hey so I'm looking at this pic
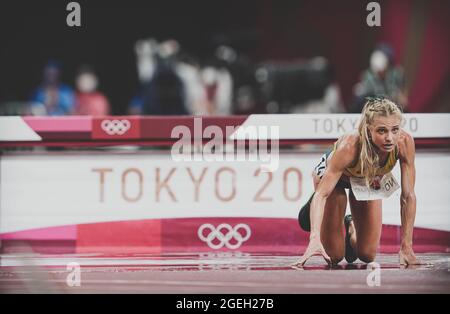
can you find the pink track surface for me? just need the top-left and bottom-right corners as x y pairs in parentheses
(0, 252), (449, 293)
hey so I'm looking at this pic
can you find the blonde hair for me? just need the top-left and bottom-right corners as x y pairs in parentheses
(358, 96), (403, 186)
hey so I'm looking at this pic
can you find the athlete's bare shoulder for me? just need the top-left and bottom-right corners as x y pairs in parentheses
(398, 129), (414, 144)
(332, 133), (359, 168)
(335, 133), (359, 153)
(397, 129), (415, 162)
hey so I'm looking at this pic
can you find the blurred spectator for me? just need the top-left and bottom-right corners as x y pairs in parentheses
(351, 43), (408, 112)
(128, 39), (157, 114)
(129, 39), (187, 115)
(175, 55), (210, 115)
(30, 60), (75, 116)
(136, 38), (158, 84)
(215, 46), (257, 114)
(74, 66), (110, 116)
(200, 65), (233, 115)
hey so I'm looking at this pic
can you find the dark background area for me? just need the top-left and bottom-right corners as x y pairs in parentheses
(0, 0), (448, 113)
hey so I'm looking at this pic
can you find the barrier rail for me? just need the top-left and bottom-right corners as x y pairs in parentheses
(1, 114), (450, 147)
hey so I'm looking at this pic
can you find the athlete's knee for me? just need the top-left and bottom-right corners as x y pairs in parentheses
(330, 254), (344, 265)
(357, 249), (377, 263)
(323, 243), (344, 265)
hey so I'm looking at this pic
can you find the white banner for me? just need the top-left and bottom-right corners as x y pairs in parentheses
(1, 151), (449, 233)
(232, 114), (450, 139)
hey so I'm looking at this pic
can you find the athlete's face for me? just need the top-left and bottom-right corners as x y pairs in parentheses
(368, 115), (401, 153)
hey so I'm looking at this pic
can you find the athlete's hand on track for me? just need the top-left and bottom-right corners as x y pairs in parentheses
(399, 247), (423, 266)
(293, 236), (331, 267)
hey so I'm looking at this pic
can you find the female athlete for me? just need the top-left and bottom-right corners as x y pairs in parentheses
(296, 96), (422, 266)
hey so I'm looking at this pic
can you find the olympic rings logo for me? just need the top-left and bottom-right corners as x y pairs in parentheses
(198, 223), (251, 249)
(100, 119), (131, 135)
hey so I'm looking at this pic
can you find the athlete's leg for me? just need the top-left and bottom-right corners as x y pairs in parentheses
(348, 190), (382, 263)
(315, 174), (347, 264)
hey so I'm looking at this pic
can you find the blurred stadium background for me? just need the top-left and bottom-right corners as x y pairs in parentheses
(0, 0), (449, 294)
(0, 0), (449, 116)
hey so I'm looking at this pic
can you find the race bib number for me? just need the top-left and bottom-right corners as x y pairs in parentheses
(350, 172), (400, 201)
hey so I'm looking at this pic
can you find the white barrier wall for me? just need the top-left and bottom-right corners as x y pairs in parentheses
(1, 150), (449, 233)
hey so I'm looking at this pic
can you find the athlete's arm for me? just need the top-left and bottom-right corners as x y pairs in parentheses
(310, 141), (355, 237)
(397, 130), (421, 265)
(296, 135), (357, 266)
